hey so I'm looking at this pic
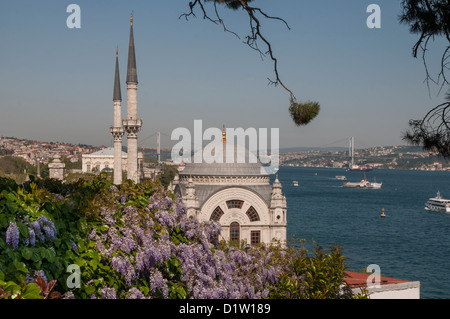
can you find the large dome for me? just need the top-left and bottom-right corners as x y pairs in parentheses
(179, 141), (270, 177)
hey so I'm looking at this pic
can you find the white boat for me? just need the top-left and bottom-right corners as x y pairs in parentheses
(425, 191), (450, 213)
(292, 181), (299, 187)
(335, 175), (347, 180)
(343, 173), (382, 189)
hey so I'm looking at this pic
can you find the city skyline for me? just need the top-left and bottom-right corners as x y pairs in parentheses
(0, 1), (447, 150)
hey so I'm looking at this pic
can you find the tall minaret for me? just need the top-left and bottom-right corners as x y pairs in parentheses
(110, 47), (124, 185)
(123, 14), (142, 183)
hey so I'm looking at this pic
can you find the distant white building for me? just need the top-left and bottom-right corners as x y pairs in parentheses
(82, 147), (143, 176)
(48, 155), (65, 181)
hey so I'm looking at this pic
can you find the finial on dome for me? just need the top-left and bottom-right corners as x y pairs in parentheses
(222, 125), (226, 143)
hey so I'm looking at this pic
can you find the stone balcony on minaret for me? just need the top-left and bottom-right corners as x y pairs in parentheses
(110, 126), (125, 141)
(122, 118), (142, 138)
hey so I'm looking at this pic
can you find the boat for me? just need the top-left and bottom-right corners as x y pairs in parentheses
(292, 181), (299, 187)
(425, 191), (450, 213)
(343, 173), (382, 189)
(349, 164), (373, 172)
(335, 175), (347, 180)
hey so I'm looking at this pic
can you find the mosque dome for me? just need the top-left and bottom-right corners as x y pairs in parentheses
(179, 141), (270, 177)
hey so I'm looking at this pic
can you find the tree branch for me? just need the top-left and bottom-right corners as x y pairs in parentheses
(180, 0), (294, 98)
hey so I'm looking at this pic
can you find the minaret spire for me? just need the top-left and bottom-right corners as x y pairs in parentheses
(127, 13), (138, 84)
(123, 14), (142, 183)
(111, 47), (125, 185)
(113, 47), (122, 102)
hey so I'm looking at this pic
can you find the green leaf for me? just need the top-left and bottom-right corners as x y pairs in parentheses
(93, 278), (104, 287)
(0, 214), (9, 228)
(17, 223), (29, 238)
(85, 285), (96, 295)
(21, 247), (33, 260)
(31, 250), (41, 263)
(41, 248), (56, 262)
(77, 219), (87, 234)
(13, 260), (28, 274)
(21, 283), (42, 299)
(4, 281), (21, 297)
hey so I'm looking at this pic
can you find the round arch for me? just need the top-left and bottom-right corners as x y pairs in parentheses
(200, 187), (269, 226)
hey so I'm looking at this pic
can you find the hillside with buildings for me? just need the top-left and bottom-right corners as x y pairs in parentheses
(281, 145), (450, 171)
(2, 136), (450, 180)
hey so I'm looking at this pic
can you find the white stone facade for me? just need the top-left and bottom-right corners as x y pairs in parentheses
(173, 142), (287, 246)
(48, 155), (65, 181)
(82, 147), (143, 176)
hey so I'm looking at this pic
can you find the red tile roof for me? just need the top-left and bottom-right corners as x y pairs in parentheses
(344, 271), (410, 289)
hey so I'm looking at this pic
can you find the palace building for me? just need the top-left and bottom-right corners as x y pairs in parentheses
(81, 147), (143, 175)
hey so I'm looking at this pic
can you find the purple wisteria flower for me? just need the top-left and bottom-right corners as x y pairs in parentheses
(26, 270), (48, 285)
(30, 220), (45, 242)
(101, 287), (117, 299)
(37, 216), (57, 242)
(127, 287), (146, 299)
(86, 183), (291, 299)
(28, 228), (36, 247)
(6, 222), (19, 251)
(71, 240), (78, 252)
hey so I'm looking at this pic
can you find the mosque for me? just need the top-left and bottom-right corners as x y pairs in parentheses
(103, 15), (287, 246)
(171, 133), (288, 246)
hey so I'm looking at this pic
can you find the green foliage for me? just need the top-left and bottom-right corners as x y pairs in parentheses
(0, 176), (105, 297)
(269, 244), (357, 299)
(158, 164), (178, 189)
(289, 98), (320, 126)
(0, 173), (357, 299)
(0, 156), (31, 175)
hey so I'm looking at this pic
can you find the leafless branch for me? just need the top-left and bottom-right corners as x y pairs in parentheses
(180, 0), (295, 99)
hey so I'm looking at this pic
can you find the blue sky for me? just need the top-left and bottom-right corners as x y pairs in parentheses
(0, 0), (447, 149)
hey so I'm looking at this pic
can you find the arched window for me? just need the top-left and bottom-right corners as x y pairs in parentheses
(210, 206), (224, 222)
(230, 222), (240, 242)
(245, 206), (260, 222)
(226, 200), (244, 209)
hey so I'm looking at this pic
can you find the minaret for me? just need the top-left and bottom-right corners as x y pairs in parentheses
(123, 14), (142, 183)
(270, 174), (287, 245)
(183, 175), (200, 219)
(110, 47), (124, 185)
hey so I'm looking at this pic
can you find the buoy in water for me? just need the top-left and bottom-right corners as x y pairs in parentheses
(381, 208), (386, 218)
